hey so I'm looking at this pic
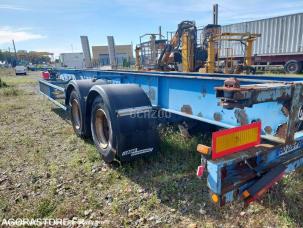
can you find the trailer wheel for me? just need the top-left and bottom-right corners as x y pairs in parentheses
(284, 60), (302, 74)
(89, 84), (159, 163)
(69, 90), (85, 138)
(91, 96), (115, 163)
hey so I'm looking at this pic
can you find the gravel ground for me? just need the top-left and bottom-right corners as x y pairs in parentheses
(0, 69), (302, 227)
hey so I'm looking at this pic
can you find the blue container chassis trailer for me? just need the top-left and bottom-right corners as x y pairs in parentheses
(39, 69), (303, 206)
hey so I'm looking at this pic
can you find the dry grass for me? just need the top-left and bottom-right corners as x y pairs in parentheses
(0, 69), (302, 227)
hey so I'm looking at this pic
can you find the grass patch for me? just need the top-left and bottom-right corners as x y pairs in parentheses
(0, 86), (21, 96)
(0, 78), (22, 97)
(0, 198), (8, 217)
(34, 198), (56, 218)
(1, 75), (37, 86)
(0, 78), (8, 88)
(86, 144), (100, 163)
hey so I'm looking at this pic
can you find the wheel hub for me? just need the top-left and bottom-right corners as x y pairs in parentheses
(95, 109), (110, 149)
(71, 99), (81, 130)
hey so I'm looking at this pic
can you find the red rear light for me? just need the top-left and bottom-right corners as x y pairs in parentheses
(196, 165), (205, 177)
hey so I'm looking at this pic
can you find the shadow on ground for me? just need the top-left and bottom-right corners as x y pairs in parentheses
(52, 107), (70, 122)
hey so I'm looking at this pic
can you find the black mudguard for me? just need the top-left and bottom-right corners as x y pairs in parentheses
(87, 84), (159, 162)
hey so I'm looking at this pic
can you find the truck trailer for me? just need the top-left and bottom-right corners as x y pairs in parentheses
(220, 13), (303, 73)
(39, 69), (303, 206)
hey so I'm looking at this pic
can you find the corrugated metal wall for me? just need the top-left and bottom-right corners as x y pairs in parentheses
(219, 13), (303, 57)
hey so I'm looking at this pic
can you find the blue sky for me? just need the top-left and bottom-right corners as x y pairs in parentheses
(0, 0), (302, 57)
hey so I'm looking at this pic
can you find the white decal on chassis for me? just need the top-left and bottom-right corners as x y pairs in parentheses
(122, 147), (154, 157)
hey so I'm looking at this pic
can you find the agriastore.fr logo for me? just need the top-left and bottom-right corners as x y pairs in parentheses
(1, 218), (101, 227)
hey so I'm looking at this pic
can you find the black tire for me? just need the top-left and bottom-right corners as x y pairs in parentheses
(69, 90), (86, 138)
(91, 96), (115, 163)
(89, 84), (159, 163)
(284, 60), (302, 74)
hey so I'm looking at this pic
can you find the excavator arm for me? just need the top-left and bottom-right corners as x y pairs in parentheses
(157, 21), (197, 70)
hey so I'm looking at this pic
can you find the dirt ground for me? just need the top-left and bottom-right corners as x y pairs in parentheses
(0, 69), (303, 227)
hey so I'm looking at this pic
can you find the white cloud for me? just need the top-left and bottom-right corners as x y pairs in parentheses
(0, 4), (28, 11)
(0, 27), (46, 44)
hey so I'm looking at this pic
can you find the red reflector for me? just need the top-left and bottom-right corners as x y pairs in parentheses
(212, 122), (261, 159)
(42, 71), (50, 80)
(196, 165), (205, 177)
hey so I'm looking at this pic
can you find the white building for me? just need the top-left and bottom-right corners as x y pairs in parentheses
(59, 53), (84, 68)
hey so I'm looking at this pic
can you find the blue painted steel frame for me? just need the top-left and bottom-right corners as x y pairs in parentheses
(57, 69), (303, 140)
(39, 69), (303, 204)
(39, 80), (67, 110)
(208, 140), (303, 204)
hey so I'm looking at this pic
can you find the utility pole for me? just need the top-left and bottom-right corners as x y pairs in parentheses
(213, 4), (219, 25)
(159, 26), (162, 39)
(8, 47), (10, 63)
(12, 40), (17, 66)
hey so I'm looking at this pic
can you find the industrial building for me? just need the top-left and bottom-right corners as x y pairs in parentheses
(92, 44), (133, 67)
(59, 52), (84, 68)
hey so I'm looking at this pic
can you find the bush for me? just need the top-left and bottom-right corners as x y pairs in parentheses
(0, 87), (20, 96)
(0, 78), (8, 88)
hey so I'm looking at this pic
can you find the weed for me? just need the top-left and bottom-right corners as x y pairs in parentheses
(0, 87), (21, 96)
(145, 194), (159, 210)
(86, 145), (100, 163)
(0, 78), (8, 88)
(34, 198), (56, 218)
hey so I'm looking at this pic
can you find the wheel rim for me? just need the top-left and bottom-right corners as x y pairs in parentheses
(95, 109), (110, 149)
(288, 63), (297, 72)
(71, 99), (81, 130)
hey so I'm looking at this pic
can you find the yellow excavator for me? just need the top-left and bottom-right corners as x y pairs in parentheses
(157, 21), (198, 72)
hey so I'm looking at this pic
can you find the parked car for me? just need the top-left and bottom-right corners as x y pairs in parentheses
(15, 65), (27, 75)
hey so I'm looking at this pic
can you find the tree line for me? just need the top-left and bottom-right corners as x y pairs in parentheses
(0, 50), (52, 66)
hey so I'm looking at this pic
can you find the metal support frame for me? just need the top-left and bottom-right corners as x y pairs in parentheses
(39, 80), (67, 110)
(208, 140), (303, 205)
(206, 33), (261, 73)
(182, 32), (195, 72)
(216, 81), (303, 143)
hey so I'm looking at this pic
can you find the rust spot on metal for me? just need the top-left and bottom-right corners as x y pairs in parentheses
(181, 105), (193, 115)
(224, 77), (240, 88)
(213, 112), (222, 121)
(281, 105), (289, 117)
(275, 123), (288, 139)
(197, 112), (203, 117)
(234, 109), (248, 126)
(264, 126), (272, 134)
